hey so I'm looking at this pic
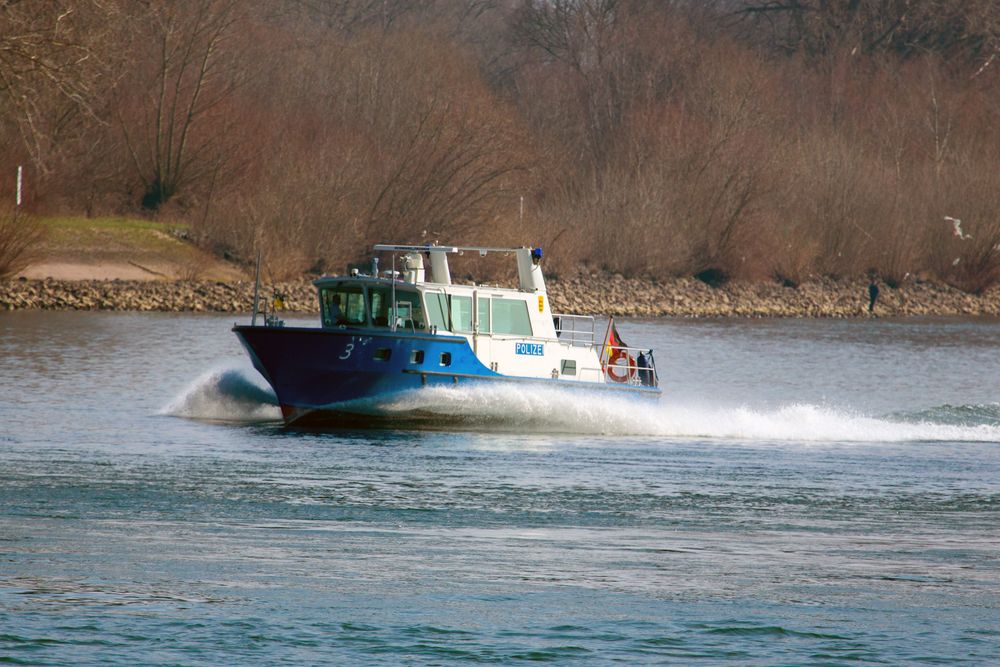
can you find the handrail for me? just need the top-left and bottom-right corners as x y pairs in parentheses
(373, 244), (525, 255)
(553, 313), (596, 346)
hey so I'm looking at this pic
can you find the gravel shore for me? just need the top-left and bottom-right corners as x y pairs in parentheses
(2, 275), (999, 318)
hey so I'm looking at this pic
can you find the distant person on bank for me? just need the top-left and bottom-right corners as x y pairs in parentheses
(868, 279), (879, 314)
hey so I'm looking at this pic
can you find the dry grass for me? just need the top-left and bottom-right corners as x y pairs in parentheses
(20, 216), (245, 281)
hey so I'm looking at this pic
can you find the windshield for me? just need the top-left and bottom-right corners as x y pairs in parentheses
(319, 282), (429, 330)
(368, 286), (426, 330)
(320, 284), (366, 327)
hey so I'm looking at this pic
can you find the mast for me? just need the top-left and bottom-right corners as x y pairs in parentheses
(251, 248), (261, 326)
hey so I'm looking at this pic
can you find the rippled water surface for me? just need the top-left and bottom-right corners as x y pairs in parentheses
(2, 312), (999, 665)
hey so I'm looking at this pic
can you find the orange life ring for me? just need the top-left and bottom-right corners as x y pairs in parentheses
(607, 348), (636, 383)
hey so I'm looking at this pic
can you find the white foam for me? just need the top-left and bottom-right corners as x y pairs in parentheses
(161, 365), (281, 422)
(162, 370), (1000, 442)
(369, 384), (1000, 442)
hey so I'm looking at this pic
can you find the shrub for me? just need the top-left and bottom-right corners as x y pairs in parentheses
(938, 230), (1000, 294)
(0, 209), (46, 279)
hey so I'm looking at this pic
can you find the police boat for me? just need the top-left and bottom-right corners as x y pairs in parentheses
(233, 244), (661, 426)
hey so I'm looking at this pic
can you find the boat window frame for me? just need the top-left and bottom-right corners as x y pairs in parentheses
(367, 284), (426, 331)
(320, 282), (369, 328)
(491, 296), (533, 336)
(424, 289), (450, 332)
(450, 294), (474, 333)
(476, 296), (491, 334)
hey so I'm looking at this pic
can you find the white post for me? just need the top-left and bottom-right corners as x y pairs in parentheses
(16, 165), (22, 207)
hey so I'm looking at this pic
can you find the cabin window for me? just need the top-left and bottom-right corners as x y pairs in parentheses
(477, 297), (491, 333)
(425, 292), (449, 331)
(491, 298), (532, 336)
(373, 348), (392, 361)
(439, 352), (452, 366)
(450, 295), (473, 333)
(560, 359), (577, 376)
(321, 285), (366, 327)
(368, 287), (425, 329)
(409, 350), (425, 364)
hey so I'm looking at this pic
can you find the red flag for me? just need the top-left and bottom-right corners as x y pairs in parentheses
(600, 317), (629, 367)
(601, 317), (637, 383)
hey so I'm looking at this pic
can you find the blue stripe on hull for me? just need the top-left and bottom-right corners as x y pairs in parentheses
(233, 325), (660, 426)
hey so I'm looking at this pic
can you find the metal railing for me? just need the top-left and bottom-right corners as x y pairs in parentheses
(553, 313), (597, 346)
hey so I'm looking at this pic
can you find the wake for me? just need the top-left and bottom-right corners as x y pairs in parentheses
(161, 365), (281, 423)
(162, 365), (1000, 442)
(374, 384), (1000, 442)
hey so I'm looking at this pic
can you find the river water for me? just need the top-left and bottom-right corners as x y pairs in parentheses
(1, 312), (998, 665)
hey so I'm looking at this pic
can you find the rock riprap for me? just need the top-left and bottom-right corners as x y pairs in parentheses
(2, 276), (999, 317)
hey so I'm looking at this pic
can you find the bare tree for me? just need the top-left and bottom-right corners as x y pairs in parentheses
(199, 25), (531, 275)
(281, 0), (435, 31)
(114, 0), (248, 210)
(0, 1), (111, 171)
(512, 0), (647, 169)
(732, 0), (1000, 71)
(0, 207), (46, 279)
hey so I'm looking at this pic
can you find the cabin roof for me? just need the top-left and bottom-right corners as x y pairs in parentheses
(312, 274), (525, 296)
(315, 243), (546, 295)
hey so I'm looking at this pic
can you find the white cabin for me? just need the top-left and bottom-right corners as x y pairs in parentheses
(313, 244), (656, 387)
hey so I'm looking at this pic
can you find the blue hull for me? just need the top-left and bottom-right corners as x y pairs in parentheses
(233, 325), (660, 426)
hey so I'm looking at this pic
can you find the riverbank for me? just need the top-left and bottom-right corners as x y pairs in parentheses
(3, 275), (999, 317)
(16, 217), (246, 282)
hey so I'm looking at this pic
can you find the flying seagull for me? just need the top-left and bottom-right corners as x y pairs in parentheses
(945, 216), (972, 240)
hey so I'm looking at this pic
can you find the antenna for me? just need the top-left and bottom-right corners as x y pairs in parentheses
(519, 195), (524, 226)
(251, 247), (261, 326)
(16, 165), (22, 208)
